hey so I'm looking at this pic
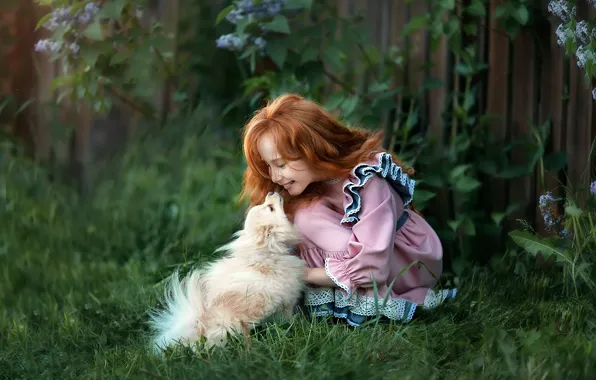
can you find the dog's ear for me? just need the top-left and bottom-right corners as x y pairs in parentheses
(256, 225), (274, 246)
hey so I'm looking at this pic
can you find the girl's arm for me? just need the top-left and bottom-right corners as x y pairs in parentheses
(304, 267), (336, 287)
(295, 176), (401, 296)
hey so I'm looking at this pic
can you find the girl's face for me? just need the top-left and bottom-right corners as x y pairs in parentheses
(257, 133), (322, 196)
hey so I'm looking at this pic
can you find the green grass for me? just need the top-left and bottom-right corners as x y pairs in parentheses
(1, 122), (595, 379)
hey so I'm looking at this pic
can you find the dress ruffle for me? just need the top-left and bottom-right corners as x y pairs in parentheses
(302, 286), (457, 326)
(341, 152), (416, 228)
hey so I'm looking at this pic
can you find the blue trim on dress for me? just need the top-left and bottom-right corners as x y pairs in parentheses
(341, 152), (416, 228)
(301, 287), (457, 327)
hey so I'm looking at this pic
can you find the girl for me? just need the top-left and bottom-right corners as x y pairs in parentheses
(240, 93), (456, 326)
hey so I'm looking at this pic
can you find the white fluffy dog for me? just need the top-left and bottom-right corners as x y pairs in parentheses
(149, 192), (305, 352)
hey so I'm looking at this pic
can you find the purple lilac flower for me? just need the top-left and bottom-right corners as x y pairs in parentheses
(77, 3), (101, 24)
(254, 36), (267, 54)
(539, 191), (561, 231)
(576, 45), (587, 68)
(69, 42), (80, 55)
(34, 39), (63, 54)
(42, 3), (100, 30)
(547, 0), (575, 22)
(559, 228), (572, 239)
(590, 180), (596, 195)
(555, 24), (575, 46)
(36, 3), (102, 56)
(225, 0), (286, 24)
(575, 20), (590, 44)
(42, 7), (74, 31)
(216, 33), (248, 51)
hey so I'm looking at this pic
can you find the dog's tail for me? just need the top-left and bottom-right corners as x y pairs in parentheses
(149, 269), (207, 353)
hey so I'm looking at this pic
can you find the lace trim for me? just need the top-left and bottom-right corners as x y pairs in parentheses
(341, 152), (416, 228)
(324, 258), (351, 298)
(423, 288), (457, 308)
(303, 286), (456, 322)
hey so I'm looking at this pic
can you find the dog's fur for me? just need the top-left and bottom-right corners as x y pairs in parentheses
(149, 192), (305, 352)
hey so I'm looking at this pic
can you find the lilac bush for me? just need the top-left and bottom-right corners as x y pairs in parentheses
(34, 2), (101, 57)
(215, 0), (288, 56)
(548, 0), (596, 100)
(33, 1), (175, 118)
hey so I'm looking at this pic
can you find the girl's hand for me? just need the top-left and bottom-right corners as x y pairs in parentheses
(303, 266), (311, 282)
(302, 266), (337, 287)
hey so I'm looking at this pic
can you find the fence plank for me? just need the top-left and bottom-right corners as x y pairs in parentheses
(407, 1), (428, 128)
(509, 28), (539, 224)
(486, 0), (511, 215)
(535, 18), (568, 235)
(10, 0), (39, 157)
(425, 3), (451, 232)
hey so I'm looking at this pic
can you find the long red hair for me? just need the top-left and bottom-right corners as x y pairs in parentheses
(239, 93), (414, 219)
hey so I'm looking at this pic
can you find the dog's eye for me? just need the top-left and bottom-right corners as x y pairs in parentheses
(268, 205), (274, 212)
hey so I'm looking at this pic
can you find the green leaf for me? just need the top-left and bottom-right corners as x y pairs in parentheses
(461, 218), (476, 236)
(321, 44), (344, 72)
(262, 15), (291, 34)
(79, 44), (102, 66)
(413, 189), (436, 204)
(513, 6), (529, 25)
(496, 165), (531, 179)
(447, 219), (462, 232)
(324, 93), (345, 111)
(235, 17), (253, 36)
(300, 45), (318, 65)
(369, 81), (390, 92)
(466, 0), (486, 17)
(284, 0), (313, 10)
(83, 21), (104, 41)
(422, 173), (444, 188)
(543, 151), (567, 172)
(491, 202), (522, 226)
(36, 13), (53, 31)
(266, 39), (288, 69)
(443, 0), (456, 10)
(110, 51), (128, 65)
(449, 164), (472, 182)
(340, 96), (359, 117)
(508, 230), (571, 264)
(400, 13), (430, 38)
(97, 0), (126, 19)
(565, 205), (583, 218)
(454, 176), (481, 193)
(216, 5), (235, 25)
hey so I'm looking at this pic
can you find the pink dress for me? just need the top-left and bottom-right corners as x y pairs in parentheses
(293, 152), (456, 326)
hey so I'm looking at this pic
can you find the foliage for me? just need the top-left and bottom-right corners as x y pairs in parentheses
(548, 0), (596, 99)
(174, 0), (254, 124)
(509, 176), (596, 297)
(211, 0), (563, 268)
(33, 0), (177, 119)
(2, 112), (596, 378)
(1, 102), (245, 275)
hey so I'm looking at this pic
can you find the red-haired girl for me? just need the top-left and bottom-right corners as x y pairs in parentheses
(240, 93), (456, 326)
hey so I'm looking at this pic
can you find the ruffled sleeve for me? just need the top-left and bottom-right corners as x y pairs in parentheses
(324, 175), (402, 297)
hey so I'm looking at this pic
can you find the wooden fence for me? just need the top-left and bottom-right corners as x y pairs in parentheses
(341, 0), (596, 233)
(1, 0), (595, 232)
